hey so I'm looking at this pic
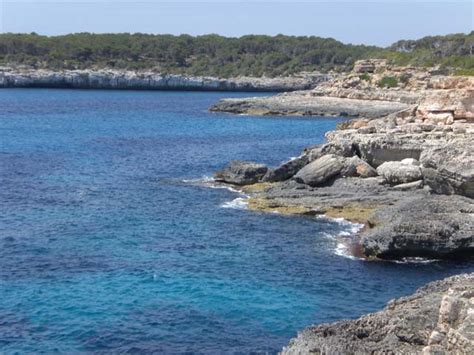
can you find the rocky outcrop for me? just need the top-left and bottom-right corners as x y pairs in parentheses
(0, 67), (330, 92)
(214, 161), (268, 185)
(212, 63), (474, 261)
(282, 273), (474, 354)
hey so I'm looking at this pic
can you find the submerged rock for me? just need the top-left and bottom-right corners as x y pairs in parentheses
(214, 161), (268, 185)
(282, 273), (474, 354)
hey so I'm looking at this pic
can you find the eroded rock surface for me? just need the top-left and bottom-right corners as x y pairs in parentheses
(362, 195), (474, 259)
(282, 273), (474, 355)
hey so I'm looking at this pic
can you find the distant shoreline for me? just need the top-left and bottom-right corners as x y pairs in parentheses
(0, 68), (330, 92)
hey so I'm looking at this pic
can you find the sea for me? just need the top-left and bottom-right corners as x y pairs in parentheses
(1, 89), (473, 353)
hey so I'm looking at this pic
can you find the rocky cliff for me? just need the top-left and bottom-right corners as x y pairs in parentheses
(282, 272), (474, 354)
(0, 67), (330, 92)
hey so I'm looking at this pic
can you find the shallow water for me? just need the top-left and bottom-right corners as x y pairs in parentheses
(1, 89), (473, 353)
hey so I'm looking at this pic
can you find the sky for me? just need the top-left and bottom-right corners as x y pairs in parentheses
(0, 0), (472, 46)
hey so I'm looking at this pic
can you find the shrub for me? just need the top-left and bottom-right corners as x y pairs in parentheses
(455, 68), (474, 76)
(377, 76), (398, 88)
(359, 73), (370, 81)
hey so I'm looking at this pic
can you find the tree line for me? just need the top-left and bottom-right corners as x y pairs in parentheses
(0, 32), (472, 77)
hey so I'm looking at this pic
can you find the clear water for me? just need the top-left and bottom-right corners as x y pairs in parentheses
(1, 89), (473, 354)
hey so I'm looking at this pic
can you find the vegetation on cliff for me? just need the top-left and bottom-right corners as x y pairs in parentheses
(0, 32), (472, 77)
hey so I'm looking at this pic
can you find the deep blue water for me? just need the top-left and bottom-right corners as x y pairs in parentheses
(1, 89), (473, 354)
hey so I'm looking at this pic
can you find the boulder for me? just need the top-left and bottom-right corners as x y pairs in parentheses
(376, 160), (422, 185)
(263, 154), (309, 182)
(340, 156), (377, 178)
(214, 160), (268, 185)
(294, 154), (344, 186)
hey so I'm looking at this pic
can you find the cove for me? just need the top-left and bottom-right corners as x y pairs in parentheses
(1, 89), (473, 353)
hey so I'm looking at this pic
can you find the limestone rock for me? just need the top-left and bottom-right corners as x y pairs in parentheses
(294, 154), (344, 186)
(326, 131), (424, 168)
(214, 161), (268, 185)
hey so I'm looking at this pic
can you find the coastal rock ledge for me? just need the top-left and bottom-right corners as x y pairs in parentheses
(282, 272), (474, 354)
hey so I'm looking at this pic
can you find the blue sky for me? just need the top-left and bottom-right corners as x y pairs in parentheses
(0, 1), (472, 46)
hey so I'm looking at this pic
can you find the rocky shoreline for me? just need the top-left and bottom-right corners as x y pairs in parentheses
(212, 60), (474, 261)
(0, 67), (330, 92)
(211, 60), (473, 353)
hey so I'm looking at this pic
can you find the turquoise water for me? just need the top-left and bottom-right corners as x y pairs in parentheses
(1, 89), (473, 353)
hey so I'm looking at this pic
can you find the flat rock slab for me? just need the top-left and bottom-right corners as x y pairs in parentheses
(210, 94), (411, 118)
(247, 177), (474, 260)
